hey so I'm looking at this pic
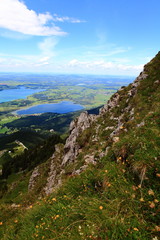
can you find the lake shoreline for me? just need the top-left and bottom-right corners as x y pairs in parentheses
(13, 101), (84, 116)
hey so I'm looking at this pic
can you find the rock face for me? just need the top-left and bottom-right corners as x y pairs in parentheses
(99, 71), (148, 116)
(28, 64), (151, 195)
(44, 144), (64, 195)
(99, 92), (120, 115)
(28, 166), (40, 191)
(128, 72), (148, 97)
(62, 111), (97, 165)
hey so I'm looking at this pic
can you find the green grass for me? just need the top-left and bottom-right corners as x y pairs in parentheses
(0, 161), (159, 239)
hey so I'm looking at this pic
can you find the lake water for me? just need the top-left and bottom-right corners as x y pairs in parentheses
(0, 87), (45, 103)
(15, 101), (84, 115)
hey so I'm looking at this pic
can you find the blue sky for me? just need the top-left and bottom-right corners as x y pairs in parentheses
(0, 0), (160, 75)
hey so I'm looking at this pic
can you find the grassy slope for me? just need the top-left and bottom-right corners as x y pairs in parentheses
(0, 54), (160, 239)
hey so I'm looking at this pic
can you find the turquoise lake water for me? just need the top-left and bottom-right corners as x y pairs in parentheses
(0, 87), (45, 103)
(15, 101), (84, 115)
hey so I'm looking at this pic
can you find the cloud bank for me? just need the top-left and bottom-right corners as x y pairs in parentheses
(67, 59), (143, 75)
(0, 0), (82, 36)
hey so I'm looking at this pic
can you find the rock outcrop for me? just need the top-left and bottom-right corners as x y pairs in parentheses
(28, 166), (40, 191)
(62, 111), (97, 165)
(28, 61), (152, 195)
(44, 144), (64, 195)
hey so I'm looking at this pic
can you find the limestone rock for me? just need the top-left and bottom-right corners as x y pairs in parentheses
(99, 92), (120, 115)
(62, 111), (96, 165)
(137, 121), (145, 128)
(44, 144), (64, 195)
(84, 154), (96, 165)
(113, 137), (120, 143)
(28, 166), (40, 192)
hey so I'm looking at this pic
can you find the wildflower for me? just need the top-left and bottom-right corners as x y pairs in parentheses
(14, 220), (18, 223)
(155, 226), (160, 231)
(156, 173), (160, 177)
(133, 227), (139, 231)
(148, 189), (154, 196)
(140, 197), (144, 202)
(29, 205), (33, 209)
(0, 222), (3, 225)
(149, 202), (155, 208)
(117, 156), (122, 161)
(99, 206), (103, 210)
(152, 237), (158, 240)
(154, 199), (159, 203)
(52, 198), (56, 201)
(132, 194), (136, 199)
(104, 170), (108, 173)
(132, 185), (137, 191)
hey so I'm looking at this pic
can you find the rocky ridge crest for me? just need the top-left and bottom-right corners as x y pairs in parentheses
(28, 61), (152, 195)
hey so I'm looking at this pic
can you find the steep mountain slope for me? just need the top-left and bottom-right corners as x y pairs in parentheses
(0, 53), (160, 240)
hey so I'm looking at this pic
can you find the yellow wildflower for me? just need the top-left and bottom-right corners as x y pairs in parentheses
(140, 197), (144, 202)
(148, 189), (154, 195)
(155, 226), (160, 232)
(54, 215), (60, 219)
(99, 206), (103, 210)
(133, 227), (139, 231)
(149, 202), (155, 208)
(132, 185), (137, 191)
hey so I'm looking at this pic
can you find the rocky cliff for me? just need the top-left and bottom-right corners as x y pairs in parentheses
(29, 52), (160, 197)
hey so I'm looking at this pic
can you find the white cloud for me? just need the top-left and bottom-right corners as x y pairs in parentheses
(38, 37), (58, 56)
(67, 59), (143, 75)
(52, 14), (85, 23)
(0, 57), (6, 63)
(0, 0), (66, 36)
(0, 36), (59, 68)
(37, 37), (59, 66)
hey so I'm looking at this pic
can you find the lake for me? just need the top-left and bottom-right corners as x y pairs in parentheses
(15, 101), (84, 115)
(0, 87), (45, 103)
